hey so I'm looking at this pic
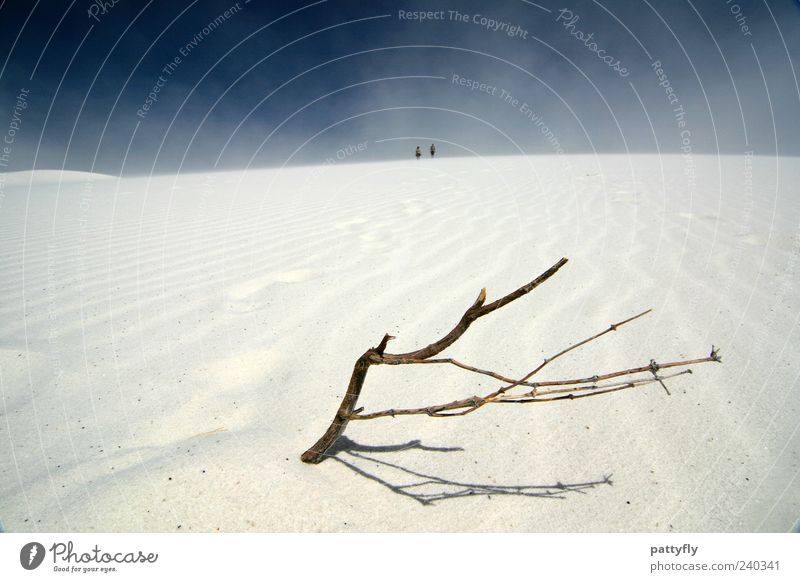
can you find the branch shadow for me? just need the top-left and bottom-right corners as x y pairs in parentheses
(323, 436), (613, 506)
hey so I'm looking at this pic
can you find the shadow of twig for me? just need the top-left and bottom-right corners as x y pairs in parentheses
(326, 436), (463, 455)
(322, 437), (613, 506)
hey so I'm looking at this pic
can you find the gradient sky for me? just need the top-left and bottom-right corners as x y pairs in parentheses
(0, 0), (798, 175)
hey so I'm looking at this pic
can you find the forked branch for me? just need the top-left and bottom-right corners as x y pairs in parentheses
(300, 258), (720, 464)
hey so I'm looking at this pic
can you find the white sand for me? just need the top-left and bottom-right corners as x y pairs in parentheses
(0, 154), (798, 532)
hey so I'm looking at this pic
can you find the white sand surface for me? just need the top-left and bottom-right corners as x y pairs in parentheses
(0, 154), (798, 532)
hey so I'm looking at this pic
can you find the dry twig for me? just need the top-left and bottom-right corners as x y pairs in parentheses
(301, 258), (720, 463)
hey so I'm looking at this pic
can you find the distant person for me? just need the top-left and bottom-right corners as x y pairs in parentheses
(430, 143), (436, 157)
(415, 146), (421, 159)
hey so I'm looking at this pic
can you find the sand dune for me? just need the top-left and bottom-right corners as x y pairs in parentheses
(0, 154), (798, 532)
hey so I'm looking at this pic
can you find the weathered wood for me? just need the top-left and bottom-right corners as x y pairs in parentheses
(299, 258), (720, 463)
(300, 353), (373, 464)
(301, 333), (397, 463)
(301, 259), (570, 463)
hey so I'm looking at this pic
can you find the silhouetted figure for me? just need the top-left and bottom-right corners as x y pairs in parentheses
(430, 143), (436, 157)
(415, 146), (421, 159)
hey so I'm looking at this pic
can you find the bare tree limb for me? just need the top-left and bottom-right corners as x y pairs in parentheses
(301, 258), (569, 463)
(346, 361), (710, 420)
(383, 257), (569, 362)
(300, 257), (720, 464)
(531, 351), (721, 388)
(379, 357), (533, 386)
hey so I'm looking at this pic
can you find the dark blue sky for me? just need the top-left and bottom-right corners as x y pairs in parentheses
(0, 0), (798, 175)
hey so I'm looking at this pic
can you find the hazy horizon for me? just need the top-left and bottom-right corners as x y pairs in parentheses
(1, 0), (798, 176)
(4, 150), (800, 181)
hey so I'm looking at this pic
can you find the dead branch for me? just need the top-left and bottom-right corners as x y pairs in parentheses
(300, 258), (720, 464)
